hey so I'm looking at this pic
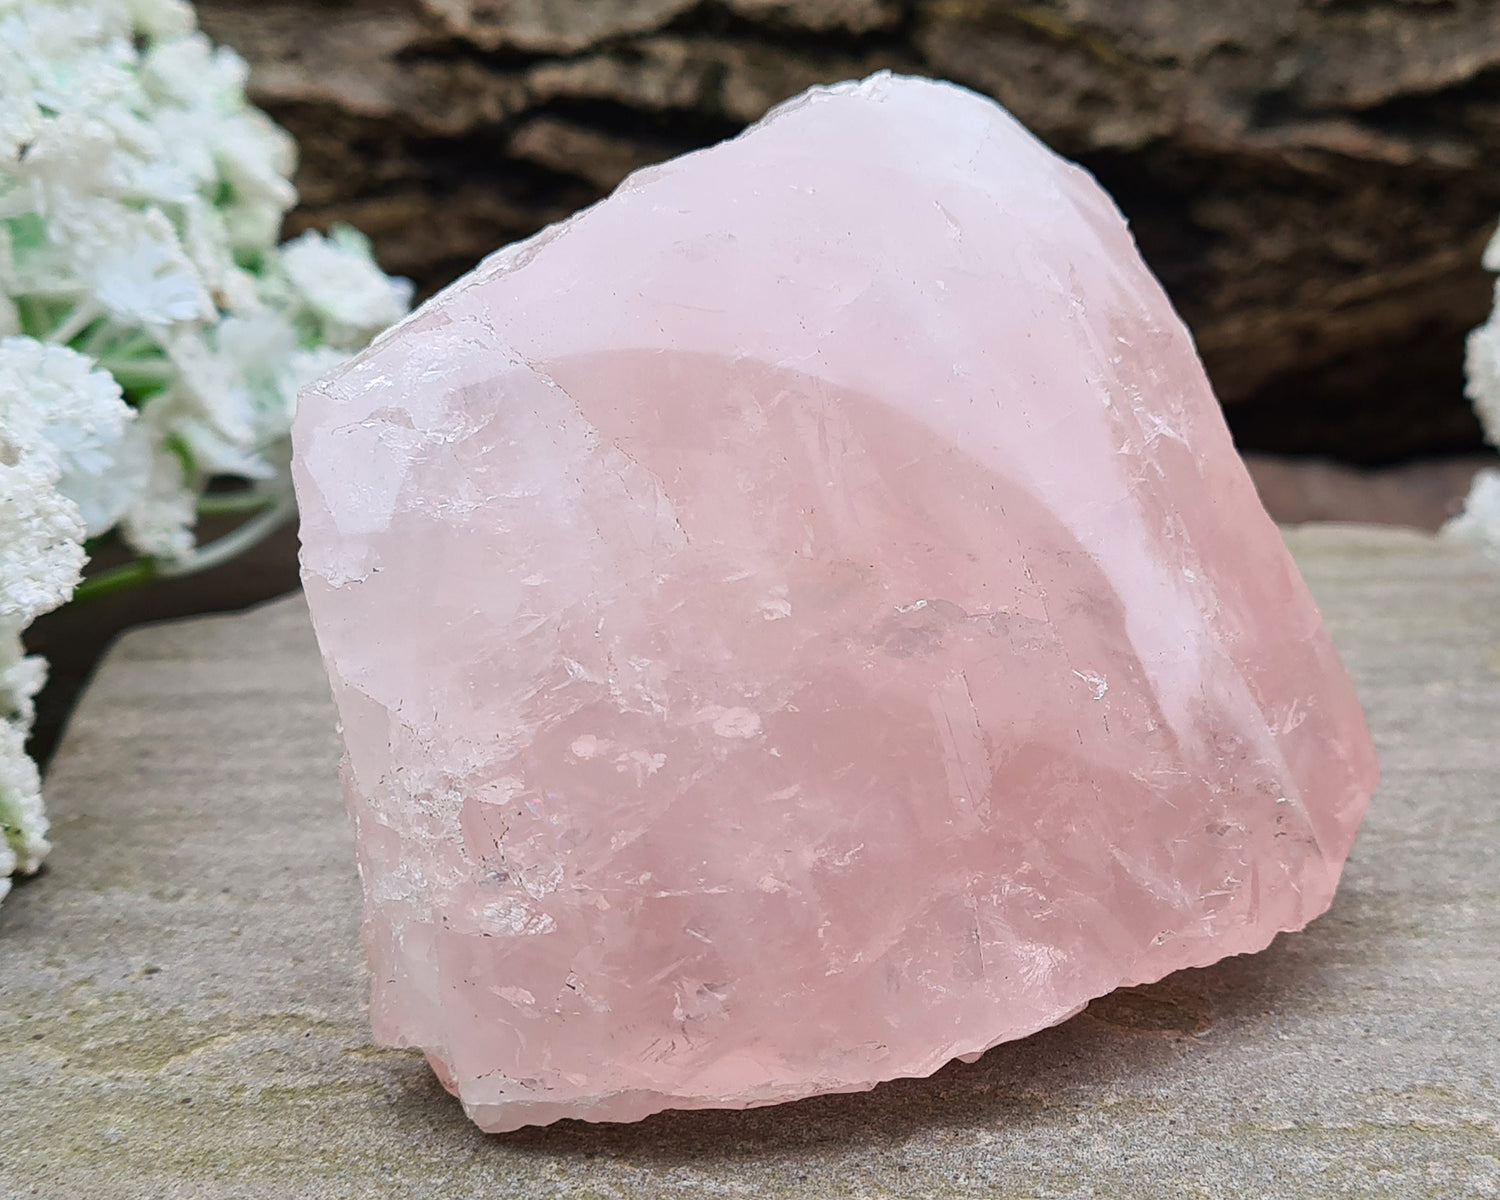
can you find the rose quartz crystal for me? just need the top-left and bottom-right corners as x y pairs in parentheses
(292, 73), (1378, 1133)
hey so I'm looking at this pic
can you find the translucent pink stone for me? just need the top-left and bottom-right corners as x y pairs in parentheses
(291, 73), (1378, 1133)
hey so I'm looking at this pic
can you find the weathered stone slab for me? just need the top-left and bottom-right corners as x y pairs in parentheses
(3, 526), (1498, 1198)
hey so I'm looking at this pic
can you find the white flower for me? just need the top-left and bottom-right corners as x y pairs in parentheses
(280, 227), (414, 349)
(0, 0), (410, 903)
(85, 206), (215, 326)
(161, 324), (257, 445)
(0, 69), (41, 164)
(1484, 223), (1500, 275)
(11, 333), (146, 534)
(0, 337), (134, 613)
(1, 694), (50, 898)
(121, 447), (196, 561)
(175, 414), (273, 479)
(179, 200), (239, 304)
(1464, 295), (1500, 450)
(0, 438), (85, 623)
(139, 29), (246, 109)
(0, 336), (129, 891)
(59, 418), (151, 535)
(119, 395), (195, 561)
(0, 622), (49, 893)
(137, 29), (298, 249)
(290, 343), (349, 392)
(1443, 468), (1500, 560)
(124, 0), (194, 38)
(1446, 220), (1500, 557)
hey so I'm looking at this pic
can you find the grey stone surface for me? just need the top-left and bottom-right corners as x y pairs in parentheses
(2, 525), (1498, 1199)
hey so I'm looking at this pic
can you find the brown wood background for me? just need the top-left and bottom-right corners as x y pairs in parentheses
(197, 0), (1500, 463)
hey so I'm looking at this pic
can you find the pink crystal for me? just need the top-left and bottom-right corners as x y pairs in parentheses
(291, 73), (1378, 1133)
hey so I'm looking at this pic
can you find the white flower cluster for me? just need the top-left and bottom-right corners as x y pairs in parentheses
(0, 339), (130, 896)
(1446, 224), (1500, 558)
(0, 0), (410, 899)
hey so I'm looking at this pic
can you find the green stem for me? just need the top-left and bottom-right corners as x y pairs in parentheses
(78, 317), (129, 360)
(196, 489), (279, 517)
(99, 358), (174, 390)
(162, 493), (297, 577)
(46, 300), (102, 346)
(69, 494), (297, 605)
(98, 328), (156, 360)
(69, 557), (159, 603)
(97, 357), (174, 388)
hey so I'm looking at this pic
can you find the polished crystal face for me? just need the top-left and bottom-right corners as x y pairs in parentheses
(291, 73), (1378, 1133)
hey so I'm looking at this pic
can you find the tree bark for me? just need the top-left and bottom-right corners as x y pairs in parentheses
(198, 0), (1500, 462)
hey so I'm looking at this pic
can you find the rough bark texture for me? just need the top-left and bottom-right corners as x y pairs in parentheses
(197, 0), (1500, 462)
